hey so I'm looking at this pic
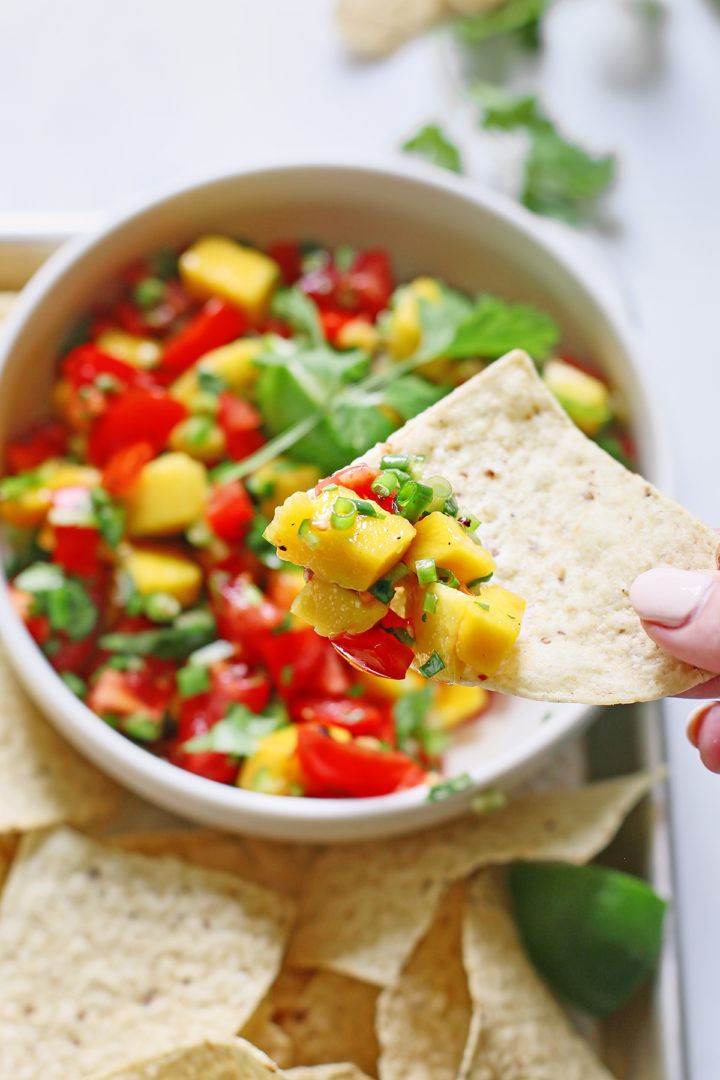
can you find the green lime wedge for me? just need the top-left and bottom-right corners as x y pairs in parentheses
(508, 861), (667, 1016)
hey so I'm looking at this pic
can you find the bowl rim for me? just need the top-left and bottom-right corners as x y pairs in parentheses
(0, 157), (670, 837)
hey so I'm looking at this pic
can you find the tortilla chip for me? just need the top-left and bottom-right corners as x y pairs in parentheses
(0, 650), (119, 832)
(285, 1067), (373, 1080)
(0, 292), (16, 324)
(376, 882), (471, 1080)
(109, 829), (317, 898)
(336, 0), (444, 57)
(289, 769), (659, 986)
(365, 351), (719, 703)
(94, 1038), (282, 1079)
(0, 834), (18, 891)
(0, 828), (296, 1080)
(240, 994), (296, 1070)
(461, 869), (614, 1079)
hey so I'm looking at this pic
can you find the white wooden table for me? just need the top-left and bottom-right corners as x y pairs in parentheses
(1, 0), (720, 1073)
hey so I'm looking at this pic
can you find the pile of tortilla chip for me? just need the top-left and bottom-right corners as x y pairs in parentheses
(0, 653), (659, 1080)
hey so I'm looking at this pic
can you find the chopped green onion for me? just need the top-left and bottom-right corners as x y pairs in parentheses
(423, 592), (438, 614)
(408, 455), (426, 480)
(444, 493), (459, 516)
(396, 480), (433, 522)
(330, 496), (357, 531)
(133, 276), (168, 308)
(177, 663), (211, 698)
(371, 469), (409, 498)
(323, 482), (339, 492)
(60, 671), (87, 698)
(416, 558), (438, 584)
(468, 572), (494, 587)
(123, 714), (162, 742)
(427, 772), (473, 802)
(369, 579), (394, 604)
(353, 498), (382, 518)
(437, 567), (461, 589)
(298, 518), (320, 548)
(475, 600), (491, 612)
(419, 651), (445, 678)
(144, 592), (182, 623)
(459, 510), (481, 533)
(426, 476), (453, 512)
(380, 453), (410, 471)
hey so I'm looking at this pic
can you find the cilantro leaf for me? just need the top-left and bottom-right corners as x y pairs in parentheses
(183, 703), (288, 757)
(471, 81), (545, 130)
(454, 0), (549, 43)
(393, 687), (433, 751)
(14, 562), (98, 641)
(401, 123), (463, 174)
(447, 294), (560, 360)
(522, 127), (617, 224)
(99, 610), (216, 660)
(270, 287), (323, 346)
(381, 375), (449, 421)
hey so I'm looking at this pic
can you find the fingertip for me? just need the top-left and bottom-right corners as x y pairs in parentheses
(687, 702), (720, 773)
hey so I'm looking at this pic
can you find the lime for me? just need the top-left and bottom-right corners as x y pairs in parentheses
(508, 860), (667, 1016)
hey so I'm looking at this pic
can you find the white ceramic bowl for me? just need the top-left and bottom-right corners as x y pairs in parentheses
(0, 161), (668, 841)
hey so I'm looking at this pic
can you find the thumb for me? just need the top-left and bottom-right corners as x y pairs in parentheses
(629, 567), (720, 680)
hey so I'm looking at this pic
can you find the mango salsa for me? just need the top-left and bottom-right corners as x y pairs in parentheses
(265, 486), (416, 592)
(291, 577), (388, 638)
(179, 235), (279, 321)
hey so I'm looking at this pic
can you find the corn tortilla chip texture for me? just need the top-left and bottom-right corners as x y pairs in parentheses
(289, 770), (658, 986)
(285, 1067), (374, 1080)
(0, 650), (119, 832)
(366, 351), (719, 703)
(0, 828), (296, 1080)
(376, 882), (471, 1080)
(94, 1038), (283, 1079)
(461, 869), (615, 1080)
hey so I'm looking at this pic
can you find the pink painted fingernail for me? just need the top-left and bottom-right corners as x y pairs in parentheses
(629, 568), (715, 628)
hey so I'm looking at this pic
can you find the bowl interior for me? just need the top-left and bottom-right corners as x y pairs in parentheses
(0, 164), (655, 840)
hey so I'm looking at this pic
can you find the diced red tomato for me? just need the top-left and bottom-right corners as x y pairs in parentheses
(261, 626), (354, 699)
(331, 625), (414, 681)
(316, 463), (380, 500)
(9, 584), (51, 646)
(211, 572), (287, 665)
(209, 661), (272, 716)
(297, 725), (426, 798)
(87, 665), (174, 723)
(289, 695), (395, 744)
(205, 479), (254, 543)
(319, 309), (356, 345)
(87, 388), (187, 466)
(342, 251), (394, 318)
(62, 344), (151, 391)
(266, 241), (303, 285)
(298, 263), (341, 309)
(102, 441), (156, 495)
(217, 393), (265, 461)
(52, 524), (101, 576)
(5, 420), (68, 474)
(161, 298), (247, 377)
(170, 700), (239, 785)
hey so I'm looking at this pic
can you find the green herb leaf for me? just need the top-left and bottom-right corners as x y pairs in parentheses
(197, 369), (230, 396)
(91, 488), (125, 548)
(99, 609), (216, 660)
(183, 702), (288, 757)
(393, 687), (433, 750)
(15, 563), (98, 641)
(454, 0), (549, 42)
(471, 81), (545, 130)
(447, 294), (560, 361)
(427, 772), (473, 801)
(60, 671), (87, 697)
(523, 126), (616, 224)
(177, 663), (211, 698)
(401, 123), (463, 174)
(380, 374), (449, 421)
(270, 287), (324, 346)
(419, 651), (446, 679)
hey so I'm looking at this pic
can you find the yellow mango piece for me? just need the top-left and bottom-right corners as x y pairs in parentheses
(265, 486), (415, 591)
(405, 511), (495, 585)
(123, 452), (207, 537)
(385, 277), (441, 359)
(430, 684), (490, 730)
(0, 462), (100, 527)
(409, 581), (470, 681)
(238, 726), (306, 796)
(179, 235), (279, 321)
(456, 583), (525, 677)
(168, 338), (263, 408)
(542, 358), (613, 437)
(122, 545), (203, 606)
(168, 418), (226, 463)
(336, 317), (380, 353)
(250, 457), (323, 518)
(291, 577), (387, 638)
(96, 330), (161, 369)
(357, 668), (426, 702)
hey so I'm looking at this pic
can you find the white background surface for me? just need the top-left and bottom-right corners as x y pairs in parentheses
(1, 0), (720, 1074)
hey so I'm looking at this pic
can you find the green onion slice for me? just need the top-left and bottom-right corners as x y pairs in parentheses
(331, 497), (357, 531)
(396, 480), (433, 523)
(416, 558), (438, 584)
(426, 476), (453, 512)
(437, 567), (461, 589)
(419, 651), (446, 679)
(423, 592), (438, 614)
(353, 498), (382, 518)
(298, 518), (320, 548)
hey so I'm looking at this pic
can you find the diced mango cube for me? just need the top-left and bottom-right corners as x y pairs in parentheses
(456, 583), (525, 676)
(430, 684), (490, 730)
(250, 457), (323, 518)
(409, 581), (469, 681)
(179, 235), (279, 321)
(168, 418), (226, 463)
(0, 461), (100, 527)
(265, 486), (415, 591)
(123, 452), (207, 536)
(291, 577), (387, 638)
(385, 277), (442, 359)
(168, 338), (263, 408)
(542, 358), (613, 437)
(336, 318), (380, 353)
(96, 330), (161, 369)
(357, 668), (427, 702)
(122, 545), (203, 606)
(238, 726), (306, 796)
(404, 511), (495, 585)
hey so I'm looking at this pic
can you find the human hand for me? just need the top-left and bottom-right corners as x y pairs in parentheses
(631, 568), (720, 772)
